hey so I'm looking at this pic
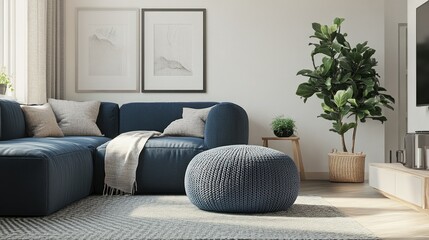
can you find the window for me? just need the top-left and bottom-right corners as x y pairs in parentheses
(1, 0), (28, 102)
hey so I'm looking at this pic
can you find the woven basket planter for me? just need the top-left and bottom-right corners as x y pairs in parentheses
(328, 151), (366, 183)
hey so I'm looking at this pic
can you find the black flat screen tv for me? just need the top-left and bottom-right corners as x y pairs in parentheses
(417, 1), (429, 106)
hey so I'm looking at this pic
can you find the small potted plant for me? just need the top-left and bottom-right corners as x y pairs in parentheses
(0, 68), (14, 95)
(271, 116), (296, 137)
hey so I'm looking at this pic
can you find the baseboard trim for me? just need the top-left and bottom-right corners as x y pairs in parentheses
(303, 172), (369, 180)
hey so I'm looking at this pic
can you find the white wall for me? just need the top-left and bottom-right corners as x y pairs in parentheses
(65, 0), (387, 178)
(408, 0), (429, 132)
(384, 0), (407, 162)
(0, 0), (3, 68)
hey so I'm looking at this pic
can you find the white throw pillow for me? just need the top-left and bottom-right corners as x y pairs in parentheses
(21, 103), (64, 137)
(163, 106), (213, 138)
(48, 98), (102, 136)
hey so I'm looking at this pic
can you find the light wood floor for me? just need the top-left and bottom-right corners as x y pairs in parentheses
(301, 181), (429, 239)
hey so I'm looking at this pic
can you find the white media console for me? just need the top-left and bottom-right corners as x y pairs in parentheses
(369, 163), (429, 209)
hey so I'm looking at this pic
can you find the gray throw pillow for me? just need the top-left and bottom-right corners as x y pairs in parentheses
(21, 103), (64, 137)
(183, 107), (212, 121)
(163, 106), (214, 138)
(48, 98), (102, 136)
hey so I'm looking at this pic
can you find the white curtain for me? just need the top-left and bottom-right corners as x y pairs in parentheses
(27, 0), (47, 104)
(26, 0), (63, 104)
(46, 0), (64, 100)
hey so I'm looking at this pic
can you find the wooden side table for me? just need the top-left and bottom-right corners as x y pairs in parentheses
(262, 136), (305, 180)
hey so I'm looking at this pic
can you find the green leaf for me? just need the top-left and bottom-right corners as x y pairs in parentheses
(319, 113), (337, 121)
(340, 72), (352, 83)
(334, 17), (345, 26)
(363, 48), (376, 59)
(296, 83), (317, 98)
(316, 93), (324, 99)
(339, 122), (356, 134)
(322, 57), (333, 75)
(312, 47), (332, 57)
(321, 25), (329, 36)
(382, 94), (395, 103)
(348, 98), (358, 107)
(384, 104), (394, 111)
(322, 103), (334, 112)
(357, 112), (365, 120)
(323, 96), (336, 109)
(364, 97), (378, 106)
(336, 33), (347, 46)
(339, 59), (352, 71)
(325, 77), (332, 90)
(312, 23), (322, 33)
(298, 68), (323, 79)
(332, 42), (342, 52)
(310, 32), (328, 41)
(368, 116), (387, 123)
(334, 88), (353, 107)
(332, 122), (341, 133)
(329, 128), (339, 134)
(297, 69), (313, 76)
(329, 24), (338, 34)
(340, 105), (351, 116)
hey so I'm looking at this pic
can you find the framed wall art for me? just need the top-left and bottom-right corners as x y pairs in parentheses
(142, 9), (206, 92)
(76, 8), (140, 92)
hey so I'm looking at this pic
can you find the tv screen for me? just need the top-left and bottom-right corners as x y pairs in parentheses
(417, 1), (429, 106)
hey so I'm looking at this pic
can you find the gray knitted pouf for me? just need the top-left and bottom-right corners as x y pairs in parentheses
(185, 145), (299, 213)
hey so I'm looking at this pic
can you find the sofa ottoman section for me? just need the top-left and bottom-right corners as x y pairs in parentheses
(0, 139), (94, 216)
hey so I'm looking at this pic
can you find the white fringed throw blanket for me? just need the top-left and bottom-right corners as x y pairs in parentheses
(104, 131), (161, 195)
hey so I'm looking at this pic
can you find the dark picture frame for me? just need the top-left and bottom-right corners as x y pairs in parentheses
(141, 9), (206, 93)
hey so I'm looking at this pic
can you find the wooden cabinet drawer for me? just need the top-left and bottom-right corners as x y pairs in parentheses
(369, 166), (395, 195)
(395, 172), (423, 207)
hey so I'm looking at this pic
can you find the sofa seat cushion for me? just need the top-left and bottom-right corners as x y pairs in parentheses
(94, 136), (205, 194)
(0, 138), (93, 216)
(54, 136), (111, 152)
(145, 136), (205, 149)
(0, 137), (110, 156)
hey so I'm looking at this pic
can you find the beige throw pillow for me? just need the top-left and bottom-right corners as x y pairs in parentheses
(21, 103), (64, 137)
(163, 107), (213, 138)
(48, 98), (102, 136)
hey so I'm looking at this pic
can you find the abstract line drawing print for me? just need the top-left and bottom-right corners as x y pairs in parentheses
(154, 24), (193, 76)
(89, 25), (125, 76)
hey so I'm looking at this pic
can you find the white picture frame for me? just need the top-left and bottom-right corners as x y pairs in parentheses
(142, 9), (206, 93)
(76, 8), (140, 92)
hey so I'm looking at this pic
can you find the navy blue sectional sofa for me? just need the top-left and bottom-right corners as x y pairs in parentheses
(0, 100), (248, 216)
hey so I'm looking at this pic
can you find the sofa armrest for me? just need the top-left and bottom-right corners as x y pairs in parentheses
(204, 102), (249, 149)
(96, 102), (119, 139)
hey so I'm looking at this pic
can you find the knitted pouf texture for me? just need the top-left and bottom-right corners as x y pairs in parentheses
(185, 145), (299, 213)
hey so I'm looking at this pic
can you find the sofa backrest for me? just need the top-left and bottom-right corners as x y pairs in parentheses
(119, 102), (218, 133)
(0, 100), (119, 140)
(0, 99), (26, 140)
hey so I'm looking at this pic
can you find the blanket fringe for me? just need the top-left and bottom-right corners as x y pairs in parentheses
(103, 182), (137, 196)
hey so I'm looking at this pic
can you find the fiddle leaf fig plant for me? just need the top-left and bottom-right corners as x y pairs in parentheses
(296, 17), (394, 153)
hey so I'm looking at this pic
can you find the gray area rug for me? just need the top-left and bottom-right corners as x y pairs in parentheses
(0, 195), (377, 240)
